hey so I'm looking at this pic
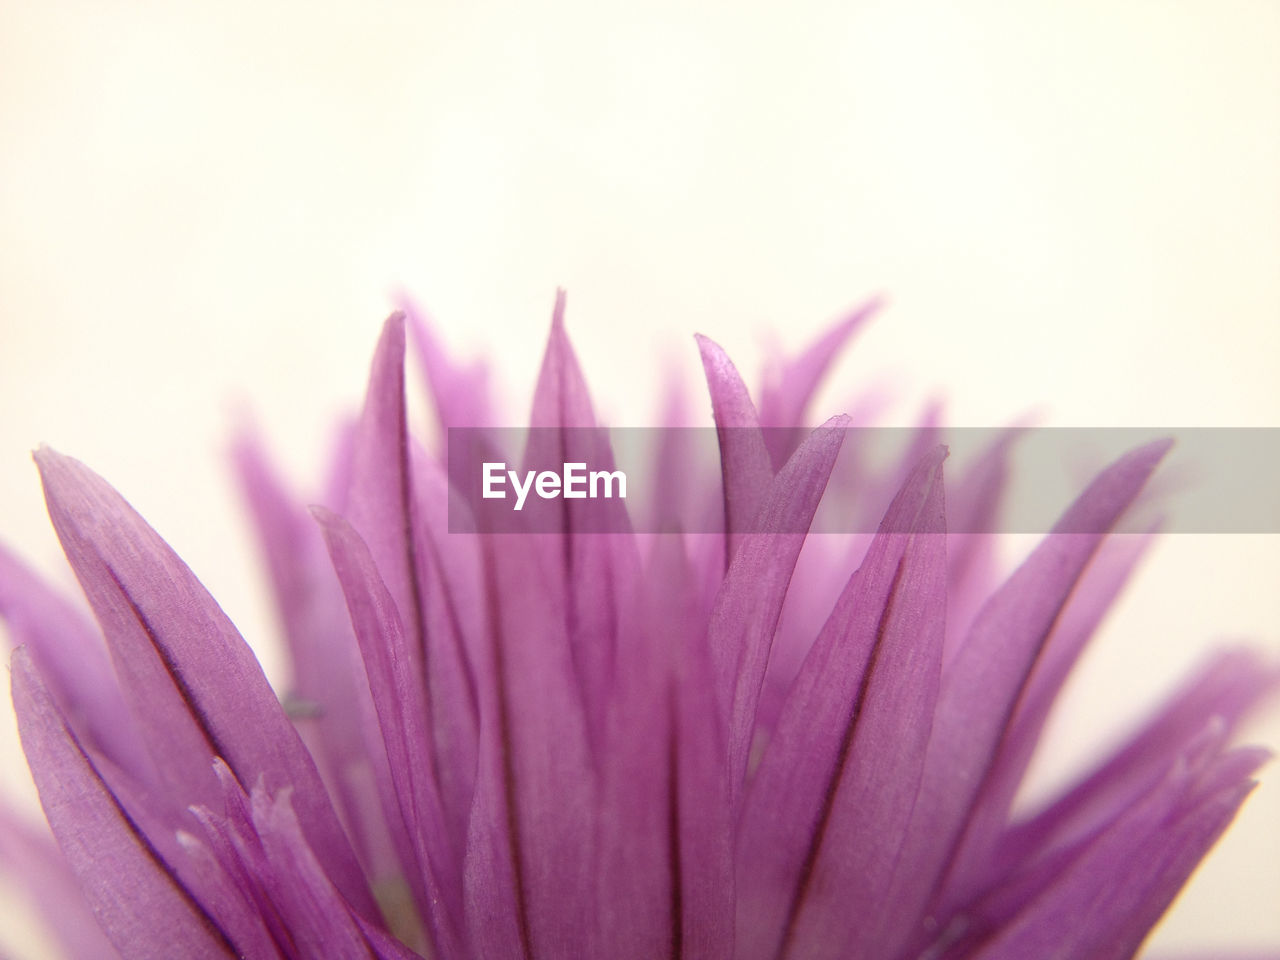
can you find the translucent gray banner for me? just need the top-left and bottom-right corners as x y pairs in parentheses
(446, 428), (1280, 534)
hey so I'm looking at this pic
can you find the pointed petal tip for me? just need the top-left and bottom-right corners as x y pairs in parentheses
(835, 294), (885, 332)
(920, 442), (950, 470)
(9, 642), (33, 676)
(306, 503), (346, 536)
(32, 446), (89, 494)
(1108, 434), (1176, 492)
(381, 309), (407, 343)
(694, 332), (726, 357)
(1133, 435), (1176, 464)
(31, 444), (62, 469)
(552, 288), (567, 330)
(694, 333), (730, 377)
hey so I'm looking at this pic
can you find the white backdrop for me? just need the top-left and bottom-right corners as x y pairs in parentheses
(1, 1), (1277, 955)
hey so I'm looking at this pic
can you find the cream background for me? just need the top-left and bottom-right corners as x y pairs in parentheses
(1, 1), (1277, 956)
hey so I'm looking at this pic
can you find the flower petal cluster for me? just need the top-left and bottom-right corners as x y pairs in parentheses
(0, 295), (1275, 960)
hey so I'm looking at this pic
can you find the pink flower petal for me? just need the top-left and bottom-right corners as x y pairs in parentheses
(708, 416), (850, 799)
(314, 505), (464, 955)
(11, 648), (237, 959)
(34, 447), (377, 921)
(737, 445), (947, 960)
(697, 332), (774, 564)
(862, 438), (1171, 959)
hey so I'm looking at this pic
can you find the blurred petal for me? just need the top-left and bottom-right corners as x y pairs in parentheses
(938, 530), (1158, 908)
(0, 801), (122, 960)
(232, 430), (395, 882)
(758, 298), (880, 468)
(999, 647), (1280, 874)
(947, 740), (1267, 960)
(401, 296), (494, 430)
(865, 439), (1171, 959)
(0, 544), (147, 779)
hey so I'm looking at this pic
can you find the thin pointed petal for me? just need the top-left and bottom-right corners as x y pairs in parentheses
(697, 333), (774, 562)
(0, 801), (122, 960)
(863, 439), (1171, 959)
(407, 447), (482, 854)
(521, 293), (641, 742)
(314, 505), (463, 955)
(943, 427), (1024, 659)
(592, 540), (684, 959)
(233, 431), (401, 890)
(249, 787), (385, 960)
(401, 296), (493, 429)
(34, 447), (377, 920)
(937, 531), (1157, 908)
(1000, 647), (1280, 873)
(738, 446), (947, 960)
(12, 648), (236, 960)
(0, 543), (147, 779)
(952, 744), (1267, 960)
(464, 532), (599, 959)
(345, 312), (429, 683)
(530, 289), (595, 432)
(708, 415), (849, 798)
(758, 298), (880, 468)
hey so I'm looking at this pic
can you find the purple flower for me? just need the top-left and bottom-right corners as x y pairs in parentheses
(0, 294), (1275, 960)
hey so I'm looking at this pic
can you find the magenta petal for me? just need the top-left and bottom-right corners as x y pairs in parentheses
(640, 535), (737, 958)
(941, 427), (1022, 658)
(460, 727), (527, 960)
(948, 742), (1267, 960)
(4, 295), (1272, 960)
(59, 738), (285, 960)
(195, 762), (427, 959)
(11, 648), (236, 959)
(314, 505), (463, 956)
(865, 439), (1171, 959)
(345, 313), (429, 686)
(522, 292), (639, 736)
(696, 332), (774, 563)
(232, 430), (398, 884)
(708, 415), (849, 798)
(592, 538), (686, 959)
(999, 646), (1280, 874)
(336, 311), (483, 859)
(0, 800), (122, 960)
(401, 296), (493, 430)
(190, 764), (300, 957)
(249, 785), (408, 960)
(406, 447), (482, 853)
(0, 543), (148, 780)
(737, 446), (947, 960)
(173, 826), (289, 960)
(464, 533), (599, 959)
(938, 531), (1157, 909)
(758, 298), (880, 469)
(529, 289), (596, 433)
(674, 607), (736, 960)
(33, 447), (378, 921)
